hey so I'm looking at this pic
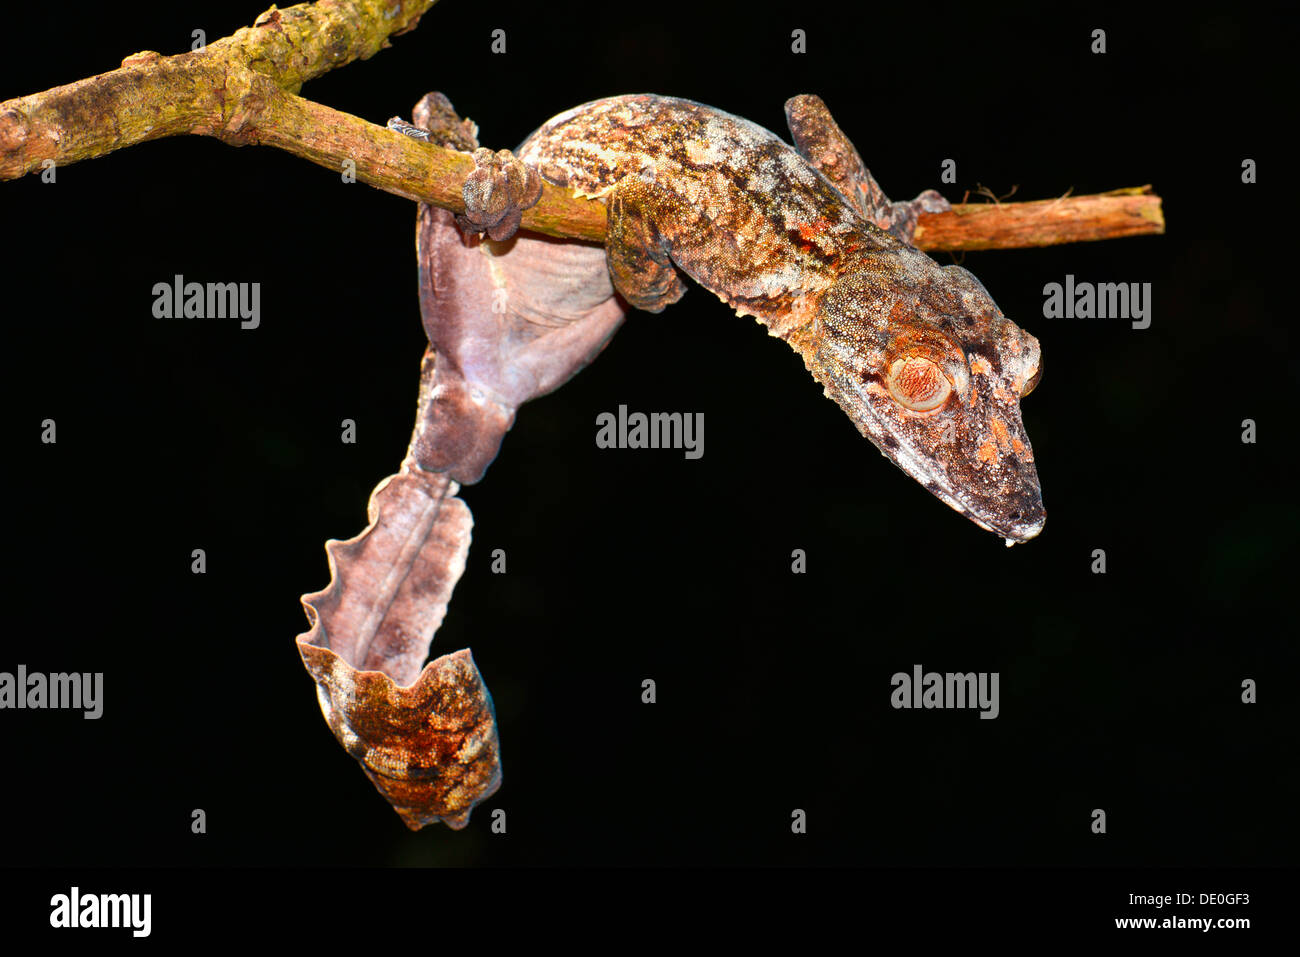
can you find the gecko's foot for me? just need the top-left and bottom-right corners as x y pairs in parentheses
(910, 189), (951, 215)
(604, 174), (688, 313)
(388, 94), (538, 241)
(388, 92), (480, 152)
(459, 147), (543, 242)
(875, 189), (950, 244)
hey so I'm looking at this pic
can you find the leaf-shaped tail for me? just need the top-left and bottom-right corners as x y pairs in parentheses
(296, 349), (498, 831)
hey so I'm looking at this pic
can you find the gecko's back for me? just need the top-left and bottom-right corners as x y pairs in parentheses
(413, 92), (1044, 543)
(517, 94), (899, 332)
(512, 95), (1044, 543)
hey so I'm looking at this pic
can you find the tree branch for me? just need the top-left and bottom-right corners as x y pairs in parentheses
(0, 0), (1163, 250)
(911, 186), (1165, 251)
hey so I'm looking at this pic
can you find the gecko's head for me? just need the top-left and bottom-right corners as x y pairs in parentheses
(812, 250), (1045, 544)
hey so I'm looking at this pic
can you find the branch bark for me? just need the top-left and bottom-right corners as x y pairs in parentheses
(0, 0), (1163, 250)
(911, 186), (1165, 251)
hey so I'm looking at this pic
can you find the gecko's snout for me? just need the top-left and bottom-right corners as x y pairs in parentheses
(993, 487), (1047, 546)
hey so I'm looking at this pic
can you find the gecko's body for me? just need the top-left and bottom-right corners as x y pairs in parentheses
(517, 96), (887, 334)
(301, 93), (1049, 831)
(405, 93), (1045, 543)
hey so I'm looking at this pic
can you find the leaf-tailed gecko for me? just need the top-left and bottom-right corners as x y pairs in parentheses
(392, 91), (1045, 543)
(296, 92), (1047, 832)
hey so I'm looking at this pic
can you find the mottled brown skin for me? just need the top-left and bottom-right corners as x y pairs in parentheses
(499, 94), (1045, 542)
(304, 92), (1049, 832)
(297, 359), (502, 830)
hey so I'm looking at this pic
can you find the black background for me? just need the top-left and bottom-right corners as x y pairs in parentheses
(2, 0), (1295, 876)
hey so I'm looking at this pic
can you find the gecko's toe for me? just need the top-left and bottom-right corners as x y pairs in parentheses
(875, 190), (949, 244)
(460, 147), (543, 242)
(411, 92), (480, 150)
(913, 188), (951, 214)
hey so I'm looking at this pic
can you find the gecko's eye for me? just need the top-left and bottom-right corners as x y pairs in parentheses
(1021, 359), (1042, 397)
(887, 356), (952, 413)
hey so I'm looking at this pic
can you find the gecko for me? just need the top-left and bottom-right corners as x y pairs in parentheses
(391, 92), (1045, 543)
(296, 92), (1049, 833)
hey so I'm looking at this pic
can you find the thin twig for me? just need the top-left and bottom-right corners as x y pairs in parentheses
(0, 0), (1164, 250)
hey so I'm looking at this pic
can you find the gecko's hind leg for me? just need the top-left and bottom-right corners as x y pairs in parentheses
(389, 93), (541, 241)
(604, 174), (688, 313)
(784, 94), (949, 245)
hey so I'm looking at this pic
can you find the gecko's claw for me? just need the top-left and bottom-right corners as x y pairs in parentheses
(459, 147), (543, 242)
(872, 189), (951, 244)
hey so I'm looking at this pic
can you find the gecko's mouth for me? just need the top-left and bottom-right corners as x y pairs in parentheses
(814, 347), (1046, 544)
(886, 426), (1046, 545)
